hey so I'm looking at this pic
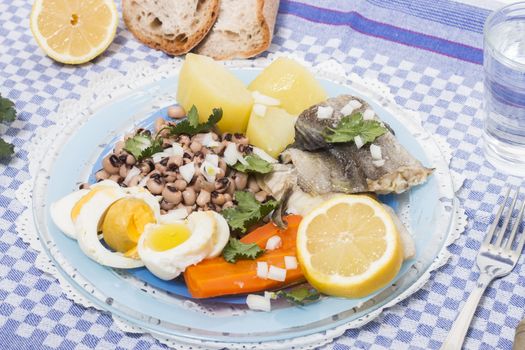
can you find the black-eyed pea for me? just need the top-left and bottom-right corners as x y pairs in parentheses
(196, 190), (211, 207)
(182, 187), (196, 206)
(119, 164), (130, 178)
(255, 190), (268, 202)
(160, 200), (175, 211)
(190, 141), (202, 153)
(146, 178), (164, 195)
(211, 191), (225, 206)
(114, 141), (125, 154)
(248, 178), (260, 193)
(167, 105), (186, 119)
(174, 179), (187, 191)
(234, 172), (248, 190)
(223, 201), (234, 209)
(102, 154), (121, 175)
(95, 170), (109, 181)
(162, 185), (182, 204)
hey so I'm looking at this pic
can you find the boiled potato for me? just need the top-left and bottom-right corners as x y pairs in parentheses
(248, 58), (327, 115)
(246, 106), (297, 158)
(177, 54), (253, 133)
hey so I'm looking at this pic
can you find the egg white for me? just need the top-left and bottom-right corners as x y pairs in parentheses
(50, 189), (89, 239)
(206, 212), (230, 258)
(73, 185), (161, 269)
(138, 211), (216, 280)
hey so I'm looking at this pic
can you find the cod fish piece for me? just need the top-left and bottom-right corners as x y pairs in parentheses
(289, 95), (433, 195)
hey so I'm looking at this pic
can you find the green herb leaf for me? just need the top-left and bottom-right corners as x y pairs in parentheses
(276, 287), (321, 306)
(0, 138), (14, 159)
(232, 154), (273, 174)
(124, 131), (164, 161)
(222, 238), (265, 263)
(0, 95), (16, 123)
(323, 112), (387, 144)
(167, 105), (222, 136)
(222, 191), (278, 234)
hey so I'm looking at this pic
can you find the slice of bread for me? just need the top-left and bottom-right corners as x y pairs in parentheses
(193, 0), (280, 60)
(122, 0), (220, 55)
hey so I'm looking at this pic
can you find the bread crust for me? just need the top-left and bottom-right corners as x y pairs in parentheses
(194, 0), (280, 60)
(122, 0), (220, 55)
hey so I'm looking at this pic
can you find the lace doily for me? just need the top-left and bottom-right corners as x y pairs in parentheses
(16, 54), (467, 350)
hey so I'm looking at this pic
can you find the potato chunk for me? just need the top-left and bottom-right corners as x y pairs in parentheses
(246, 106), (297, 158)
(177, 54), (253, 133)
(248, 58), (327, 115)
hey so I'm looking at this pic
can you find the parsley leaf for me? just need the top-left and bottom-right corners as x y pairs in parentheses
(0, 95), (16, 123)
(232, 154), (272, 174)
(124, 131), (164, 161)
(0, 95), (16, 160)
(167, 105), (222, 136)
(221, 238), (265, 263)
(222, 191), (278, 234)
(276, 287), (321, 306)
(323, 112), (387, 144)
(0, 138), (14, 159)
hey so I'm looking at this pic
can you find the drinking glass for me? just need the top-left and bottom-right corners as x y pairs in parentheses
(483, 2), (525, 176)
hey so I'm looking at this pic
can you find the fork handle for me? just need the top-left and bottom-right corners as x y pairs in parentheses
(440, 273), (493, 350)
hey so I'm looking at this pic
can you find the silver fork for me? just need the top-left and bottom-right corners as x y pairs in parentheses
(441, 187), (525, 350)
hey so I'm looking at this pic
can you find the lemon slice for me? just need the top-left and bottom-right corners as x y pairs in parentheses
(30, 0), (118, 64)
(296, 195), (403, 298)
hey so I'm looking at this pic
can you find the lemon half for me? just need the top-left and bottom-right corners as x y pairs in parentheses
(296, 195), (403, 298)
(30, 0), (118, 64)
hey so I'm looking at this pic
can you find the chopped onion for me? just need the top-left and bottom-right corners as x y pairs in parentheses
(170, 143), (185, 156)
(265, 235), (282, 250)
(200, 161), (219, 183)
(246, 294), (271, 312)
(224, 142), (244, 166)
(256, 261), (268, 279)
(253, 104), (267, 117)
(201, 133), (220, 147)
(370, 144), (382, 160)
(152, 151), (169, 163)
(340, 103), (355, 116)
(159, 208), (188, 223)
(252, 91), (280, 106)
(373, 159), (385, 167)
(316, 106), (334, 120)
(252, 147), (278, 163)
(267, 265), (286, 282)
(354, 135), (364, 149)
(123, 166), (141, 186)
(179, 162), (195, 183)
(349, 99), (362, 109)
(363, 109), (375, 120)
(138, 175), (149, 188)
(284, 256), (298, 270)
(205, 153), (219, 167)
(264, 291), (277, 300)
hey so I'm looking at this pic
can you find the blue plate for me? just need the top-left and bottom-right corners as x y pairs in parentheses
(37, 68), (450, 343)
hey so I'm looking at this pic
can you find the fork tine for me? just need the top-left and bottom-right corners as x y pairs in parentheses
(496, 188), (520, 247)
(506, 194), (525, 250)
(484, 187), (511, 245)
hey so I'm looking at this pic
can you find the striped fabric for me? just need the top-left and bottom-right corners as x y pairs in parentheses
(1, 0), (525, 349)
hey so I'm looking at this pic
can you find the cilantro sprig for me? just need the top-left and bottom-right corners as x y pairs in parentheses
(222, 191), (278, 235)
(221, 238), (265, 263)
(232, 154), (272, 174)
(124, 130), (164, 161)
(167, 105), (222, 136)
(276, 287), (321, 306)
(0, 95), (16, 160)
(323, 112), (387, 144)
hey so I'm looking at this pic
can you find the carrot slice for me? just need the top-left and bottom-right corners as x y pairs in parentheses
(184, 215), (304, 298)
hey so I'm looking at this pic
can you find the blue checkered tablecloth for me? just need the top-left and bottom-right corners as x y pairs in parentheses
(1, 0), (525, 349)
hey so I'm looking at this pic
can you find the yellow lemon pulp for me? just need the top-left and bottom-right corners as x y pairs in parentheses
(101, 198), (156, 255)
(146, 224), (191, 252)
(296, 195), (403, 298)
(30, 0), (118, 64)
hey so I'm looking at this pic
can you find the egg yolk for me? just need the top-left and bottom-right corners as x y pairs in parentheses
(101, 198), (156, 255)
(146, 224), (191, 252)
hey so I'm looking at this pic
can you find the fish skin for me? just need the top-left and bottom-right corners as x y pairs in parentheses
(288, 95), (433, 195)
